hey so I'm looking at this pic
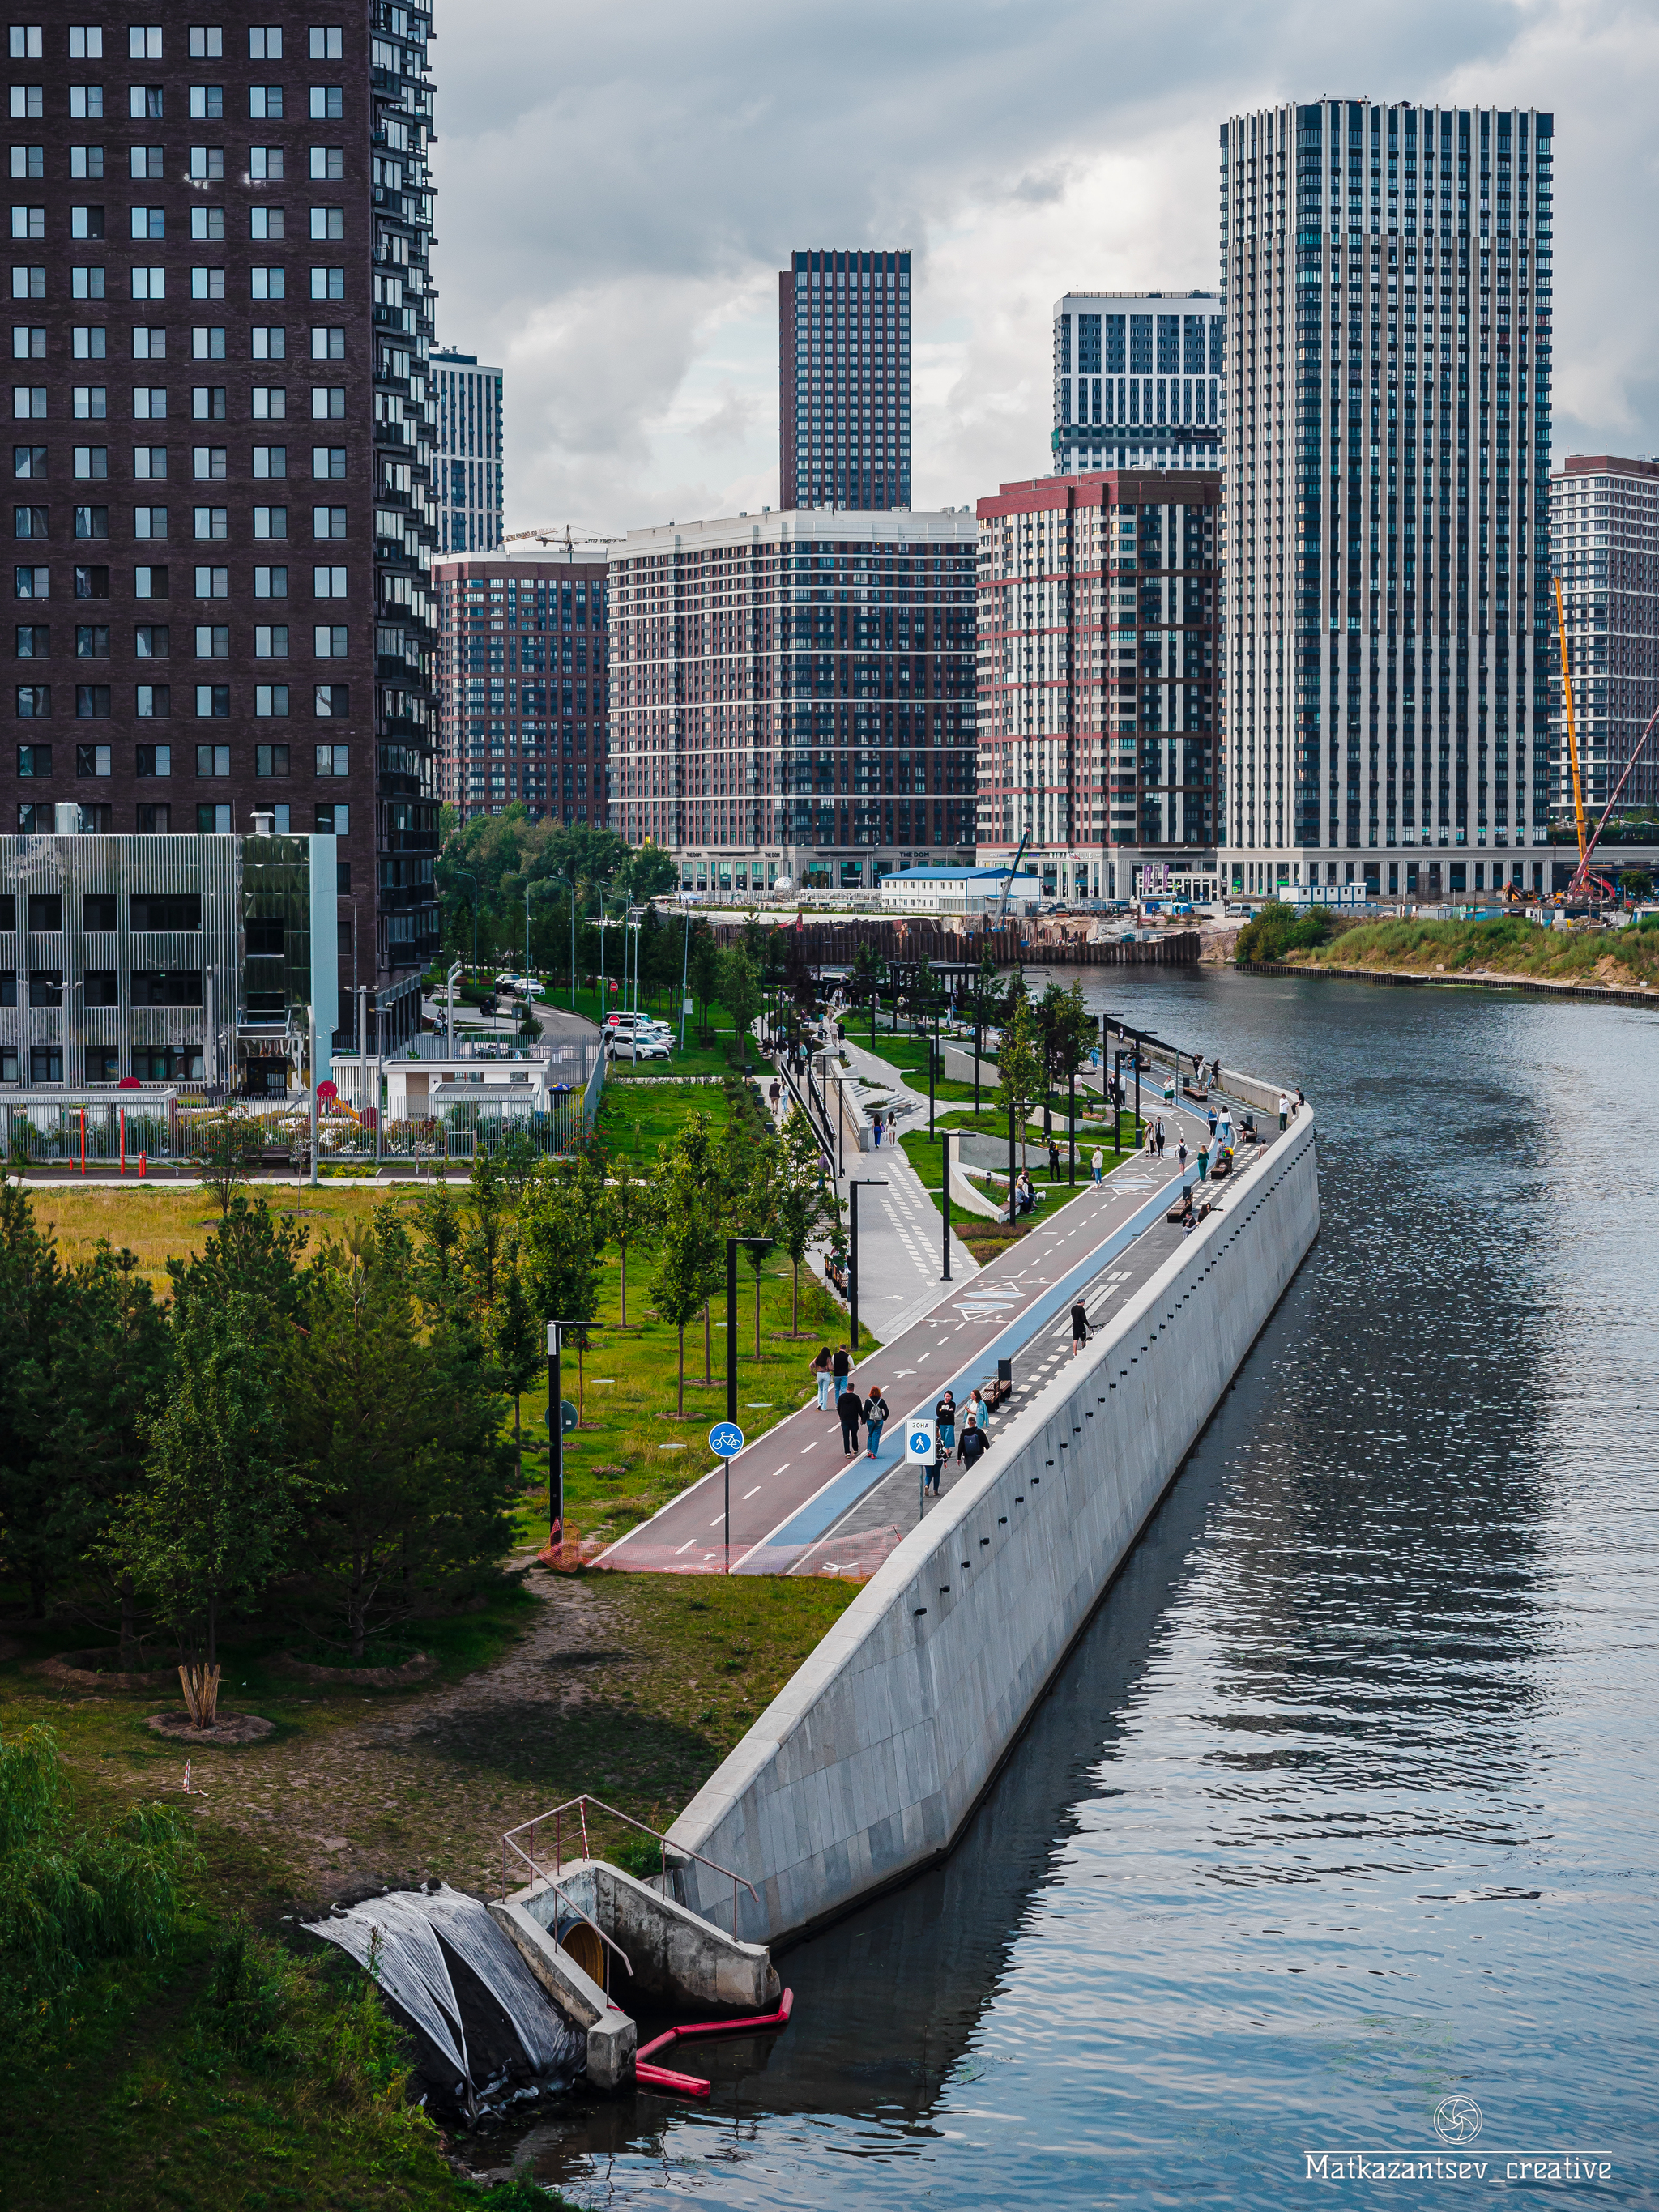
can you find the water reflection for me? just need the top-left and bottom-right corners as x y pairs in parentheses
(489, 974), (1659, 2207)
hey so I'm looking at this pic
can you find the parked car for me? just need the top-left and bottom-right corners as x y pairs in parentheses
(604, 1010), (668, 1035)
(612, 1033), (672, 1062)
(494, 972), (546, 999)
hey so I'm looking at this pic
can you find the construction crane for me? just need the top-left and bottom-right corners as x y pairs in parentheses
(993, 831), (1030, 927)
(1554, 577), (1594, 889)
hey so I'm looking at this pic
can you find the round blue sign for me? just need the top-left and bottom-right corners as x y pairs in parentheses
(906, 1427), (933, 1457)
(708, 1421), (745, 1457)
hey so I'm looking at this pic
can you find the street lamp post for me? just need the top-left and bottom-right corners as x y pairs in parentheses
(454, 868), (480, 978)
(941, 1129), (952, 1282)
(545, 1316), (602, 1555)
(724, 1236), (769, 1572)
(846, 1178), (886, 1358)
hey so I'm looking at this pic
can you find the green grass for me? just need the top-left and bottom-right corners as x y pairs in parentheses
(1285, 914), (1659, 987)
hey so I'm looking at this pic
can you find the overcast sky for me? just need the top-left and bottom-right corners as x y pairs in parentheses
(428, 0), (1659, 540)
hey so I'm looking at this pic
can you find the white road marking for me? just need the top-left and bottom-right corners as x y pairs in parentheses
(743, 1485), (761, 1499)
(674, 1539), (695, 1554)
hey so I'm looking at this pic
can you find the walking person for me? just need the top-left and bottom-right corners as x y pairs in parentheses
(1178, 1138), (1188, 1177)
(1091, 1146), (1104, 1186)
(862, 1383), (889, 1459)
(836, 1381), (864, 1457)
(1047, 1136), (1061, 1183)
(959, 1417), (988, 1471)
(1277, 1089), (1290, 1132)
(1207, 1102), (1219, 1139)
(812, 1347), (834, 1410)
(924, 1438), (945, 1498)
(1155, 1118), (1166, 1158)
(1197, 1140), (1210, 1183)
(936, 1388), (957, 1461)
(1070, 1299), (1090, 1358)
(961, 1387), (991, 1458)
(832, 1341), (851, 1392)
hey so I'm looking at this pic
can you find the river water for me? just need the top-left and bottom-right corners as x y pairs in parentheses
(514, 970), (1659, 2208)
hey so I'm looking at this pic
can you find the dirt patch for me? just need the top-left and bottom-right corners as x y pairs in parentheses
(147, 1711), (277, 1745)
(272, 1651), (437, 1689)
(38, 1649), (178, 1692)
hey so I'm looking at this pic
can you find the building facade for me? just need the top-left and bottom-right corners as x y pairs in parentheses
(1220, 100), (1555, 902)
(431, 348), (502, 554)
(608, 508), (976, 893)
(6, 8), (440, 1046)
(1051, 292), (1223, 479)
(0, 822), (336, 1091)
(434, 546), (610, 820)
(778, 249), (911, 513)
(1550, 454), (1659, 820)
(975, 471), (1220, 903)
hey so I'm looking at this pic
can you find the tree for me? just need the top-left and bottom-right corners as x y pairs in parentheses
(466, 1149), (510, 1313)
(518, 1166), (603, 1413)
(646, 1114), (724, 1415)
(287, 1222), (518, 1659)
(0, 1180), (70, 1618)
(109, 1294), (300, 1724)
(168, 1192), (309, 1333)
(194, 1102), (263, 1219)
(622, 843), (677, 901)
(410, 1172), (472, 1323)
(603, 1168), (660, 1329)
(719, 942), (761, 1063)
(1033, 980), (1094, 1140)
(491, 1254), (542, 1468)
(994, 987), (1043, 1190)
(850, 941), (885, 1041)
(774, 1109), (832, 1336)
(689, 928), (722, 1044)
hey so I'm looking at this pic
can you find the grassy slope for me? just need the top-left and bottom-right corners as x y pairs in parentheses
(1279, 914), (1659, 991)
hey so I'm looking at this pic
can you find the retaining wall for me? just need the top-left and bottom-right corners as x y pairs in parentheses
(668, 1109), (1320, 1944)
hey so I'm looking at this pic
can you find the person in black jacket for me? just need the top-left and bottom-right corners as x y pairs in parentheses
(836, 1384), (863, 1457)
(959, 1417), (987, 1468)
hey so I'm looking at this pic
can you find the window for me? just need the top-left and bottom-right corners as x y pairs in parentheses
(75, 744), (109, 776)
(309, 28), (343, 58)
(10, 322), (37, 356)
(313, 684), (347, 718)
(10, 265), (42, 296)
(132, 563), (167, 596)
(134, 683), (167, 717)
(73, 263), (106, 296)
(189, 207), (224, 242)
(252, 503), (285, 538)
(309, 267), (343, 300)
(71, 384), (104, 417)
(190, 262), (225, 298)
(311, 444), (344, 478)
(28, 970), (62, 1009)
(192, 563), (225, 596)
(11, 440), (40, 472)
(249, 26), (281, 58)
(251, 444), (284, 479)
(190, 442), (224, 478)
(309, 204), (343, 241)
(249, 206), (283, 240)
(11, 617), (42, 650)
(131, 969), (203, 1005)
(12, 560), (45, 593)
(71, 145), (104, 177)
(130, 324), (163, 356)
(194, 682), (228, 717)
(72, 502), (106, 537)
(249, 85), (282, 118)
(192, 504), (225, 538)
(73, 441), (106, 474)
(83, 892), (117, 927)
(132, 441), (164, 475)
(129, 205), (162, 238)
(195, 742), (228, 774)
(309, 145), (342, 180)
(190, 326), (225, 358)
(15, 739), (48, 768)
(134, 620), (166, 654)
(68, 84), (102, 117)
(135, 741), (170, 774)
(254, 739), (288, 774)
(68, 28), (102, 59)
(312, 563), (345, 596)
(254, 681), (287, 715)
(314, 739), (348, 769)
(313, 624), (345, 655)
(74, 680), (108, 715)
(254, 622), (287, 654)
(195, 802), (230, 833)
(6, 86), (40, 117)
(314, 800), (347, 833)
(311, 502), (344, 539)
(134, 803), (169, 831)
(70, 326), (106, 358)
(9, 144), (41, 177)
(250, 326), (284, 358)
(190, 385), (224, 418)
(309, 326), (343, 360)
(73, 621), (106, 654)
(83, 968), (117, 1004)
(251, 264), (283, 298)
(251, 382), (284, 416)
(249, 145), (282, 179)
(132, 384), (164, 417)
(129, 28), (163, 59)
(186, 145), (223, 181)
(187, 85), (222, 118)
(132, 503), (165, 536)
(189, 26), (224, 59)
(128, 267), (161, 302)
(192, 621), (226, 656)
(73, 563), (106, 595)
(309, 85), (343, 119)
(11, 498), (41, 531)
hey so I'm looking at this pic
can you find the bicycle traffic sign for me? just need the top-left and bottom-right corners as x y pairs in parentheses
(708, 1421), (745, 1458)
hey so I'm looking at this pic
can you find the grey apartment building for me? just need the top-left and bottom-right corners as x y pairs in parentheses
(1051, 291), (1223, 479)
(6, 6), (440, 1051)
(432, 345), (501, 554)
(779, 249), (910, 513)
(1221, 101), (1555, 902)
(1550, 454), (1659, 820)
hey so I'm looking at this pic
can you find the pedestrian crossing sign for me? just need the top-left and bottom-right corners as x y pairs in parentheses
(905, 1419), (936, 1460)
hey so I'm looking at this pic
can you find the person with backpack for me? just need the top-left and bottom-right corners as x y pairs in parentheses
(959, 1417), (988, 1470)
(862, 1383), (889, 1459)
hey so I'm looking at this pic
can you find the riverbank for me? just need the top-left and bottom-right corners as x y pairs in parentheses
(1249, 913), (1659, 999)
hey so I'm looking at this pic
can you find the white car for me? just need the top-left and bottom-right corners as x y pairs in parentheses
(494, 972), (547, 999)
(604, 1010), (668, 1035)
(612, 1032), (672, 1062)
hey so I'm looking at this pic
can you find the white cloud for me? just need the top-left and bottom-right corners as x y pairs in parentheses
(428, 0), (1659, 531)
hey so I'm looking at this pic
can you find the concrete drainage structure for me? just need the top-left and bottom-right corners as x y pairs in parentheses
(666, 1102), (1320, 1945)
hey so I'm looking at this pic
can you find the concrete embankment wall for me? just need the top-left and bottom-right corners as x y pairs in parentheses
(668, 1110), (1320, 1945)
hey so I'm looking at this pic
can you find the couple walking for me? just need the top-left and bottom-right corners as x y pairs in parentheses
(815, 1344), (889, 1458)
(923, 1387), (991, 1497)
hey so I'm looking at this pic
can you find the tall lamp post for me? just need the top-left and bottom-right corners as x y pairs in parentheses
(724, 1236), (769, 1571)
(846, 1177), (886, 1359)
(453, 868), (480, 978)
(545, 1316), (602, 1554)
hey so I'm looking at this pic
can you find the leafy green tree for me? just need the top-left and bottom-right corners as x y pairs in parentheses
(167, 1192), (309, 1334)
(466, 1149), (510, 1313)
(773, 1108), (834, 1336)
(603, 1168), (660, 1329)
(646, 1113), (724, 1414)
(0, 1180), (70, 1618)
(622, 844), (677, 901)
(719, 942), (761, 1062)
(410, 1172), (472, 1323)
(994, 987), (1044, 1183)
(194, 1102), (264, 1219)
(287, 1222), (517, 1658)
(518, 1166), (604, 1413)
(491, 1254), (542, 1467)
(850, 941), (885, 1039)
(689, 927), (723, 1044)
(1034, 979), (1094, 1137)
(109, 1294), (300, 1722)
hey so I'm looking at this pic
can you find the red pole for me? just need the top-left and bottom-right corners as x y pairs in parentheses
(79, 1108), (85, 1175)
(139, 1150), (146, 1178)
(118, 1106), (125, 1176)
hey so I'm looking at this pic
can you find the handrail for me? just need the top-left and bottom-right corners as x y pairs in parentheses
(774, 1046), (834, 1168)
(500, 1792), (759, 1939)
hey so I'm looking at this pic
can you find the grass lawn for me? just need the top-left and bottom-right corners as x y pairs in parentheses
(23, 1180), (424, 1293)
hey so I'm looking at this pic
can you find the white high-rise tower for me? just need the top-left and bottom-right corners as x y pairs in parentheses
(1219, 101), (1555, 902)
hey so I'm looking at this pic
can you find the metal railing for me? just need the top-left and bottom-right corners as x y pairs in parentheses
(500, 1792), (758, 1940)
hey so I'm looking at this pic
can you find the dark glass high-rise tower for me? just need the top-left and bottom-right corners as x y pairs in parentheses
(779, 249), (910, 511)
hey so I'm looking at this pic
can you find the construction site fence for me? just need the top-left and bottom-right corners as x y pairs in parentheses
(710, 919), (1201, 970)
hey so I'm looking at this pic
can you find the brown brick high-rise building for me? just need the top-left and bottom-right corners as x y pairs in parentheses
(6, 6), (439, 1049)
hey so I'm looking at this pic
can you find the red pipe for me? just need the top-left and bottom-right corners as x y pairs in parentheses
(631, 1988), (795, 2099)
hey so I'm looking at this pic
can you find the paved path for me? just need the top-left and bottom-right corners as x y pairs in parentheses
(833, 1035), (979, 1338)
(595, 1084), (1276, 1578)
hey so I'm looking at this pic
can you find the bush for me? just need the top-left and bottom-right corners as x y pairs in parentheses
(1235, 901), (1333, 963)
(201, 1916), (413, 2116)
